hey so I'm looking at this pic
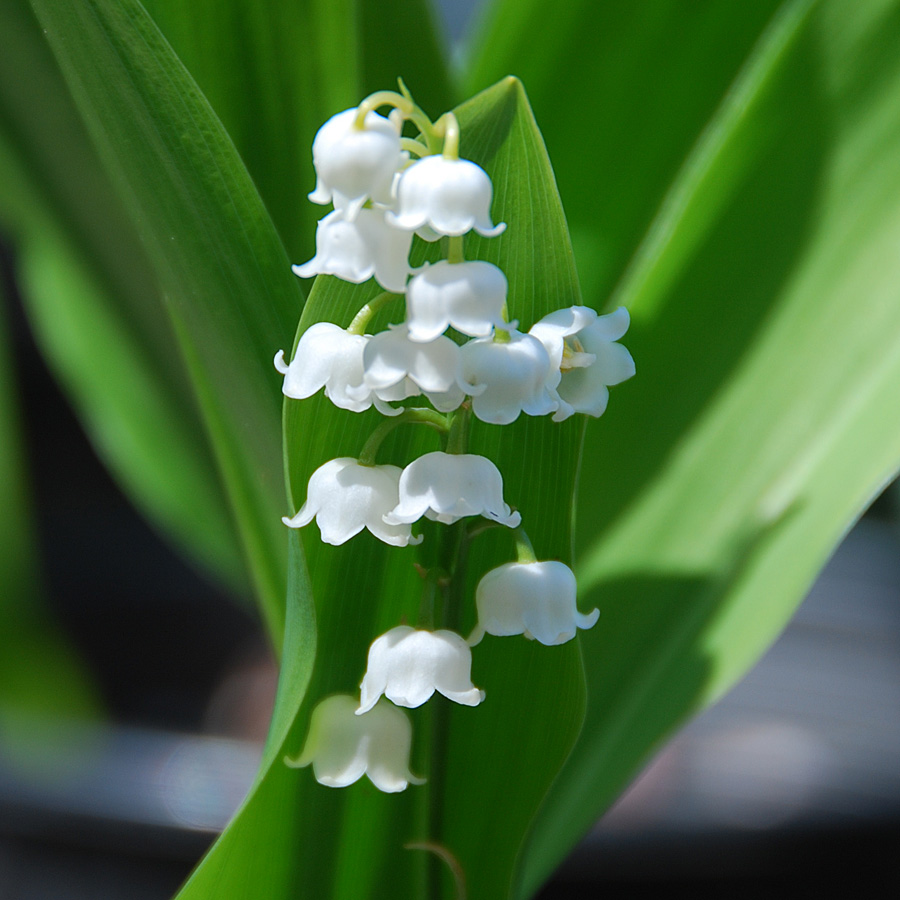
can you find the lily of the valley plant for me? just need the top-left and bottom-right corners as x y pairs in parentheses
(278, 87), (634, 790)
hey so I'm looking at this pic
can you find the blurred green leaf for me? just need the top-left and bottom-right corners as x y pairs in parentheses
(29, 0), (307, 640)
(487, 0), (900, 893)
(142, 0), (455, 261)
(0, 255), (98, 721)
(0, 0), (246, 590)
(265, 77), (585, 900)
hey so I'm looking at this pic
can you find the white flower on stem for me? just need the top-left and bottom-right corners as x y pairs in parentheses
(357, 626), (484, 714)
(460, 330), (558, 425)
(406, 260), (510, 342)
(388, 156), (506, 238)
(286, 694), (424, 793)
(529, 306), (635, 422)
(282, 457), (422, 547)
(293, 207), (412, 293)
(351, 323), (477, 412)
(274, 322), (399, 416)
(469, 560), (599, 646)
(308, 108), (402, 220)
(384, 451), (521, 527)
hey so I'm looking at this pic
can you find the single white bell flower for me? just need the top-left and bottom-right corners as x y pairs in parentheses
(460, 330), (558, 425)
(274, 322), (399, 416)
(283, 457), (422, 547)
(529, 306), (635, 422)
(308, 108), (402, 220)
(351, 324), (477, 409)
(384, 451), (521, 527)
(293, 208), (412, 293)
(469, 560), (599, 646)
(406, 260), (510, 342)
(286, 694), (424, 793)
(357, 626), (485, 714)
(388, 156), (506, 238)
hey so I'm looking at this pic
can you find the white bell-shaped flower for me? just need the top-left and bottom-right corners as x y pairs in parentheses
(357, 626), (485, 714)
(460, 331), (558, 425)
(308, 108), (402, 220)
(351, 324), (477, 410)
(274, 322), (399, 416)
(469, 560), (599, 646)
(287, 694), (424, 793)
(388, 156), (506, 238)
(384, 451), (521, 527)
(529, 306), (635, 422)
(283, 457), (422, 547)
(293, 208), (412, 293)
(406, 260), (510, 342)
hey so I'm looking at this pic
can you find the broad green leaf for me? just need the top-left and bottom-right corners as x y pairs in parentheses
(0, 0), (245, 590)
(142, 0), (455, 260)
(29, 0), (307, 640)
(506, 0), (900, 893)
(273, 78), (585, 900)
(465, 0), (785, 303)
(175, 532), (316, 900)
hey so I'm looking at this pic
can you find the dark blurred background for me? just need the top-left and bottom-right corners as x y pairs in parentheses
(2, 0), (900, 896)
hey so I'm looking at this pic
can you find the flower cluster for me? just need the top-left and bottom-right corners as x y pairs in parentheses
(279, 87), (634, 792)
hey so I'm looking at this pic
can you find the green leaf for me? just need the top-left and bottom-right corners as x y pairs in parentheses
(465, 0), (786, 303)
(141, 0), (456, 261)
(0, 251), (99, 721)
(0, 0), (245, 590)
(275, 78), (586, 900)
(501, 0), (900, 893)
(29, 0), (307, 640)
(175, 532), (317, 900)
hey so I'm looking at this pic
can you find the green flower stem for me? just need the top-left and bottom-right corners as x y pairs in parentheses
(346, 291), (403, 335)
(401, 137), (431, 158)
(436, 112), (460, 160)
(357, 408), (449, 467)
(513, 527), (538, 563)
(447, 236), (465, 264)
(445, 403), (471, 455)
(354, 90), (413, 128)
(493, 327), (512, 344)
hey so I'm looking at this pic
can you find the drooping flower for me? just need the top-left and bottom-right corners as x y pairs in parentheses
(388, 156), (506, 238)
(460, 330), (558, 425)
(286, 694), (424, 793)
(274, 322), (400, 416)
(469, 560), (599, 646)
(405, 260), (510, 342)
(351, 323), (477, 412)
(384, 451), (521, 527)
(293, 207), (412, 293)
(308, 108), (403, 220)
(357, 626), (485, 714)
(529, 306), (635, 422)
(283, 457), (422, 547)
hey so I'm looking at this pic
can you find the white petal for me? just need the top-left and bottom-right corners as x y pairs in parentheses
(363, 325), (463, 395)
(461, 332), (557, 424)
(406, 260), (508, 342)
(289, 695), (422, 793)
(285, 458), (420, 547)
(294, 209), (411, 293)
(388, 156), (505, 238)
(528, 306), (598, 371)
(474, 560), (598, 646)
(309, 109), (402, 217)
(384, 451), (520, 527)
(277, 322), (374, 413)
(358, 626), (484, 714)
